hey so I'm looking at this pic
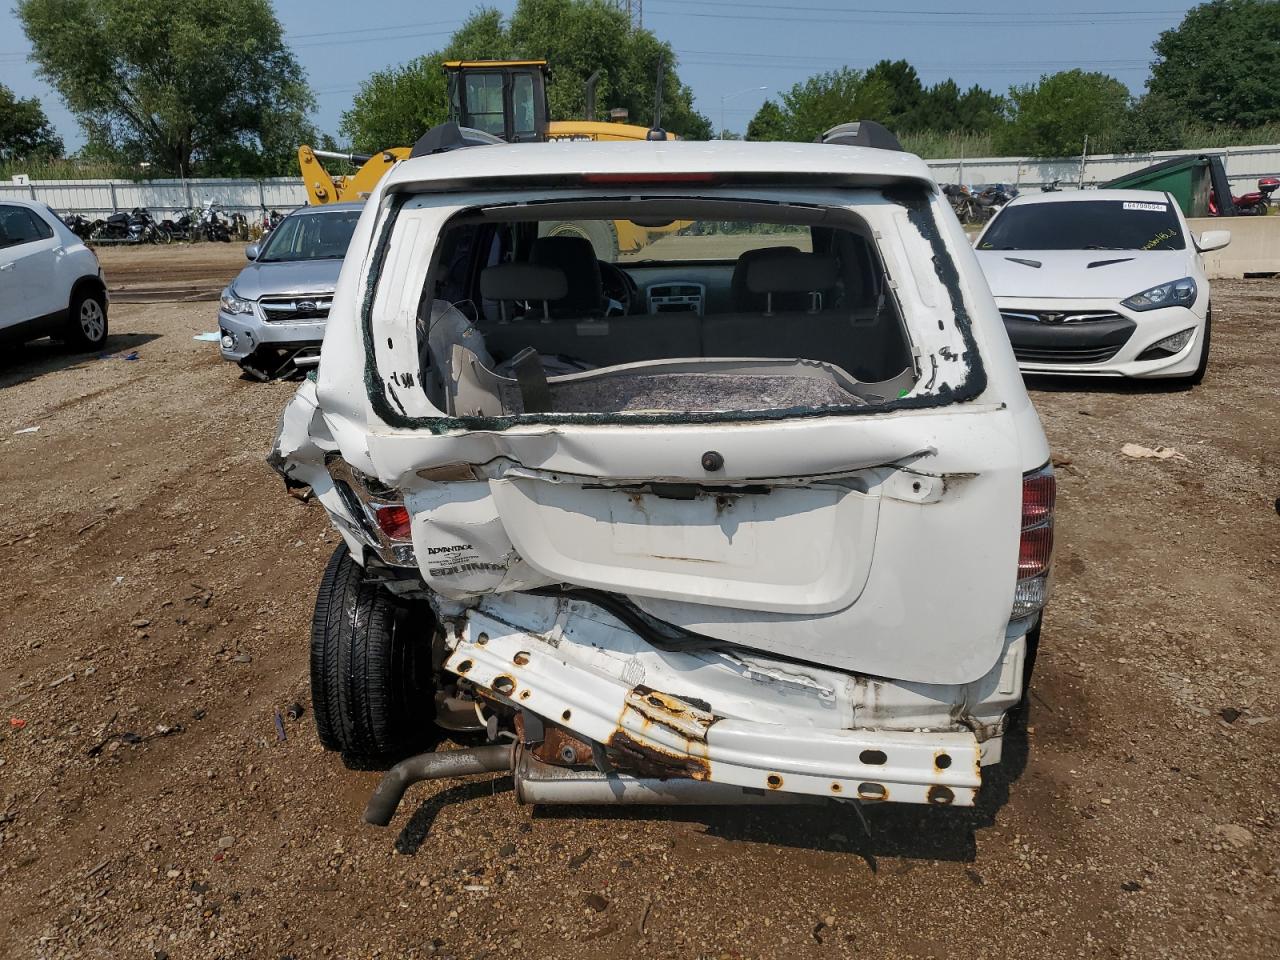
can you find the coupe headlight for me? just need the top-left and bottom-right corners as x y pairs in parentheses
(219, 288), (254, 315)
(1122, 277), (1197, 312)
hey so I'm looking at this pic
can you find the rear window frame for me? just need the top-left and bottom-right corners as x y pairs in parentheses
(360, 182), (989, 433)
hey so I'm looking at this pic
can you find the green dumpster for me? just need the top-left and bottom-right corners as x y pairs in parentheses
(1104, 154), (1236, 218)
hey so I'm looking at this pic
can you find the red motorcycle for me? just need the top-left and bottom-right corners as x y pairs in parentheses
(1210, 176), (1279, 216)
(1234, 176), (1278, 215)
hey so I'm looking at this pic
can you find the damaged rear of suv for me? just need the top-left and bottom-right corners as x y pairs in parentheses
(270, 128), (1054, 825)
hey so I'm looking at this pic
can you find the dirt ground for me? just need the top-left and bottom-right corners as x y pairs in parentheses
(0, 248), (1276, 959)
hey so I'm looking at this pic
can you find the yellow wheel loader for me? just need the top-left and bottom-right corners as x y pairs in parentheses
(298, 60), (683, 259)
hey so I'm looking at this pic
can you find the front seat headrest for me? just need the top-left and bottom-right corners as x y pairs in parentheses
(730, 245), (799, 312)
(530, 235), (604, 317)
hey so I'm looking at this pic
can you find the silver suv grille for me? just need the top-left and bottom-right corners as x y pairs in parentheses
(260, 296), (332, 323)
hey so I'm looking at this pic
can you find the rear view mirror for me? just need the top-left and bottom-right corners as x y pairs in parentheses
(245, 243), (261, 261)
(1196, 230), (1231, 253)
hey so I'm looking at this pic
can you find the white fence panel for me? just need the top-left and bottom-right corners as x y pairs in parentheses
(925, 143), (1280, 192)
(3, 144), (1279, 212)
(0, 177), (308, 217)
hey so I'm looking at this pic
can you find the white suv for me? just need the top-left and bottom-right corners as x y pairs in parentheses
(270, 128), (1054, 825)
(0, 199), (108, 351)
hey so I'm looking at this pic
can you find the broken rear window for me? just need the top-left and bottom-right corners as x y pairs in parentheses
(364, 187), (984, 425)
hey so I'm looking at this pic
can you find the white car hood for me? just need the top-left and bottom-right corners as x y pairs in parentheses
(976, 248), (1192, 301)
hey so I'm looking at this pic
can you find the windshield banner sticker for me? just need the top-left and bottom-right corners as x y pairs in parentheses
(1123, 201), (1168, 212)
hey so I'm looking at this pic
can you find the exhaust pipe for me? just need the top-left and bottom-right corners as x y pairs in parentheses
(513, 752), (822, 806)
(363, 744), (514, 826)
(362, 741), (822, 825)
(583, 69), (602, 121)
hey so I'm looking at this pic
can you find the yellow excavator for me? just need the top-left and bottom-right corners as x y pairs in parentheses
(297, 60), (679, 259)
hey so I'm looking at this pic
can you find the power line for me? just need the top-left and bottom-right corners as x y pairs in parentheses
(649, 0), (1182, 16)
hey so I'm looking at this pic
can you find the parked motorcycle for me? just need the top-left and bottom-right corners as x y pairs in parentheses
(61, 212), (98, 240)
(260, 208), (284, 237)
(159, 210), (195, 243)
(1232, 176), (1279, 216)
(90, 210), (132, 243)
(195, 199), (232, 242)
(971, 184), (1017, 222)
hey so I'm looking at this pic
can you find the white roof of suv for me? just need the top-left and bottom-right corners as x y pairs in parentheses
(383, 139), (936, 190)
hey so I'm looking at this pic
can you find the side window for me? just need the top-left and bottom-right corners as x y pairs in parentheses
(464, 73), (506, 136)
(0, 205), (53, 248)
(512, 74), (536, 139)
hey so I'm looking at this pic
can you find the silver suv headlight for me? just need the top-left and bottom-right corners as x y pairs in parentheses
(1122, 277), (1196, 312)
(219, 288), (254, 315)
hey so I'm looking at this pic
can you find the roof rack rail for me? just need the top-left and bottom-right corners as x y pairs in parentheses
(818, 121), (904, 152)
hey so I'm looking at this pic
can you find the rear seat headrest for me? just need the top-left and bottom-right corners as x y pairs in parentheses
(746, 251), (838, 295)
(480, 262), (568, 303)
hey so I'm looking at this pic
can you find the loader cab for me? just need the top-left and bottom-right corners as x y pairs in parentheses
(444, 60), (551, 143)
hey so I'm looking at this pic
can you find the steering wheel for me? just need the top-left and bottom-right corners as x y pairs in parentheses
(599, 261), (637, 315)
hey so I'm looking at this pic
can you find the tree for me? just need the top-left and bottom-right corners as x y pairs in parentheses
(341, 0), (711, 151)
(18, 0), (314, 176)
(746, 99), (786, 141)
(998, 70), (1132, 157)
(0, 84), (63, 160)
(746, 63), (1002, 142)
(746, 68), (893, 143)
(864, 59), (923, 130)
(1147, 0), (1280, 128)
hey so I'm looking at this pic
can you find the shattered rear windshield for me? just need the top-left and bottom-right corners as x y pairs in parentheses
(364, 187), (987, 427)
(979, 199), (1185, 251)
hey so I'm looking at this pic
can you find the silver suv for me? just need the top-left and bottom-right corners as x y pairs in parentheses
(271, 126), (1054, 828)
(218, 202), (362, 379)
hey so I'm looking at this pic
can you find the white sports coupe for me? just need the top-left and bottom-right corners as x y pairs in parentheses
(975, 189), (1230, 384)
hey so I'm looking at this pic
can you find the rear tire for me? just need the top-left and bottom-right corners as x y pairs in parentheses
(310, 544), (437, 769)
(63, 287), (108, 351)
(541, 219), (619, 263)
(1187, 306), (1211, 386)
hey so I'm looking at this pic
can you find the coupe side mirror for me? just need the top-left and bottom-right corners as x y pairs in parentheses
(245, 243), (261, 261)
(1196, 230), (1231, 253)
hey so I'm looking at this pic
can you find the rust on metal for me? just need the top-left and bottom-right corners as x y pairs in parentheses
(533, 725), (594, 766)
(512, 650), (531, 666)
(934, 751), (953, 770)
(766, 773), (783, 790)
(927, 784), (955, 805)
(605, 728), (712, 781)
(857, 782), (888, 801)
(626, 685), (715, 742)
(603, 684), (718, 781)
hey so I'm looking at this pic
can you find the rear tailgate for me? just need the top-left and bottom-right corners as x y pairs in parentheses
(367, 403), (1021, 685)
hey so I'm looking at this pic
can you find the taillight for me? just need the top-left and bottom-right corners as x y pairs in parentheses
(374, 504), (412, 541)
(1013, 464), (1055, 619)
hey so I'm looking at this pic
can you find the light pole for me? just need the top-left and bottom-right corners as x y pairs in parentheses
(720, 85), (767, 140)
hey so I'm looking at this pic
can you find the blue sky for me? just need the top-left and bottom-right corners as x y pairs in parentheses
(0, 0), (1197, 150)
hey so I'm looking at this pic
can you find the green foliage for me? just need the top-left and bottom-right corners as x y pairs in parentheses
(746, 60), (1003, 144)
(745, 99), (786, 141)
(1148, 0), (1280, 129)
(17, 0), (314, 176)
(340, 0), (711, 151)
(746, 68), (892, 143)
(0, 84), (63, 160)
(997, 70), (1132, 157)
